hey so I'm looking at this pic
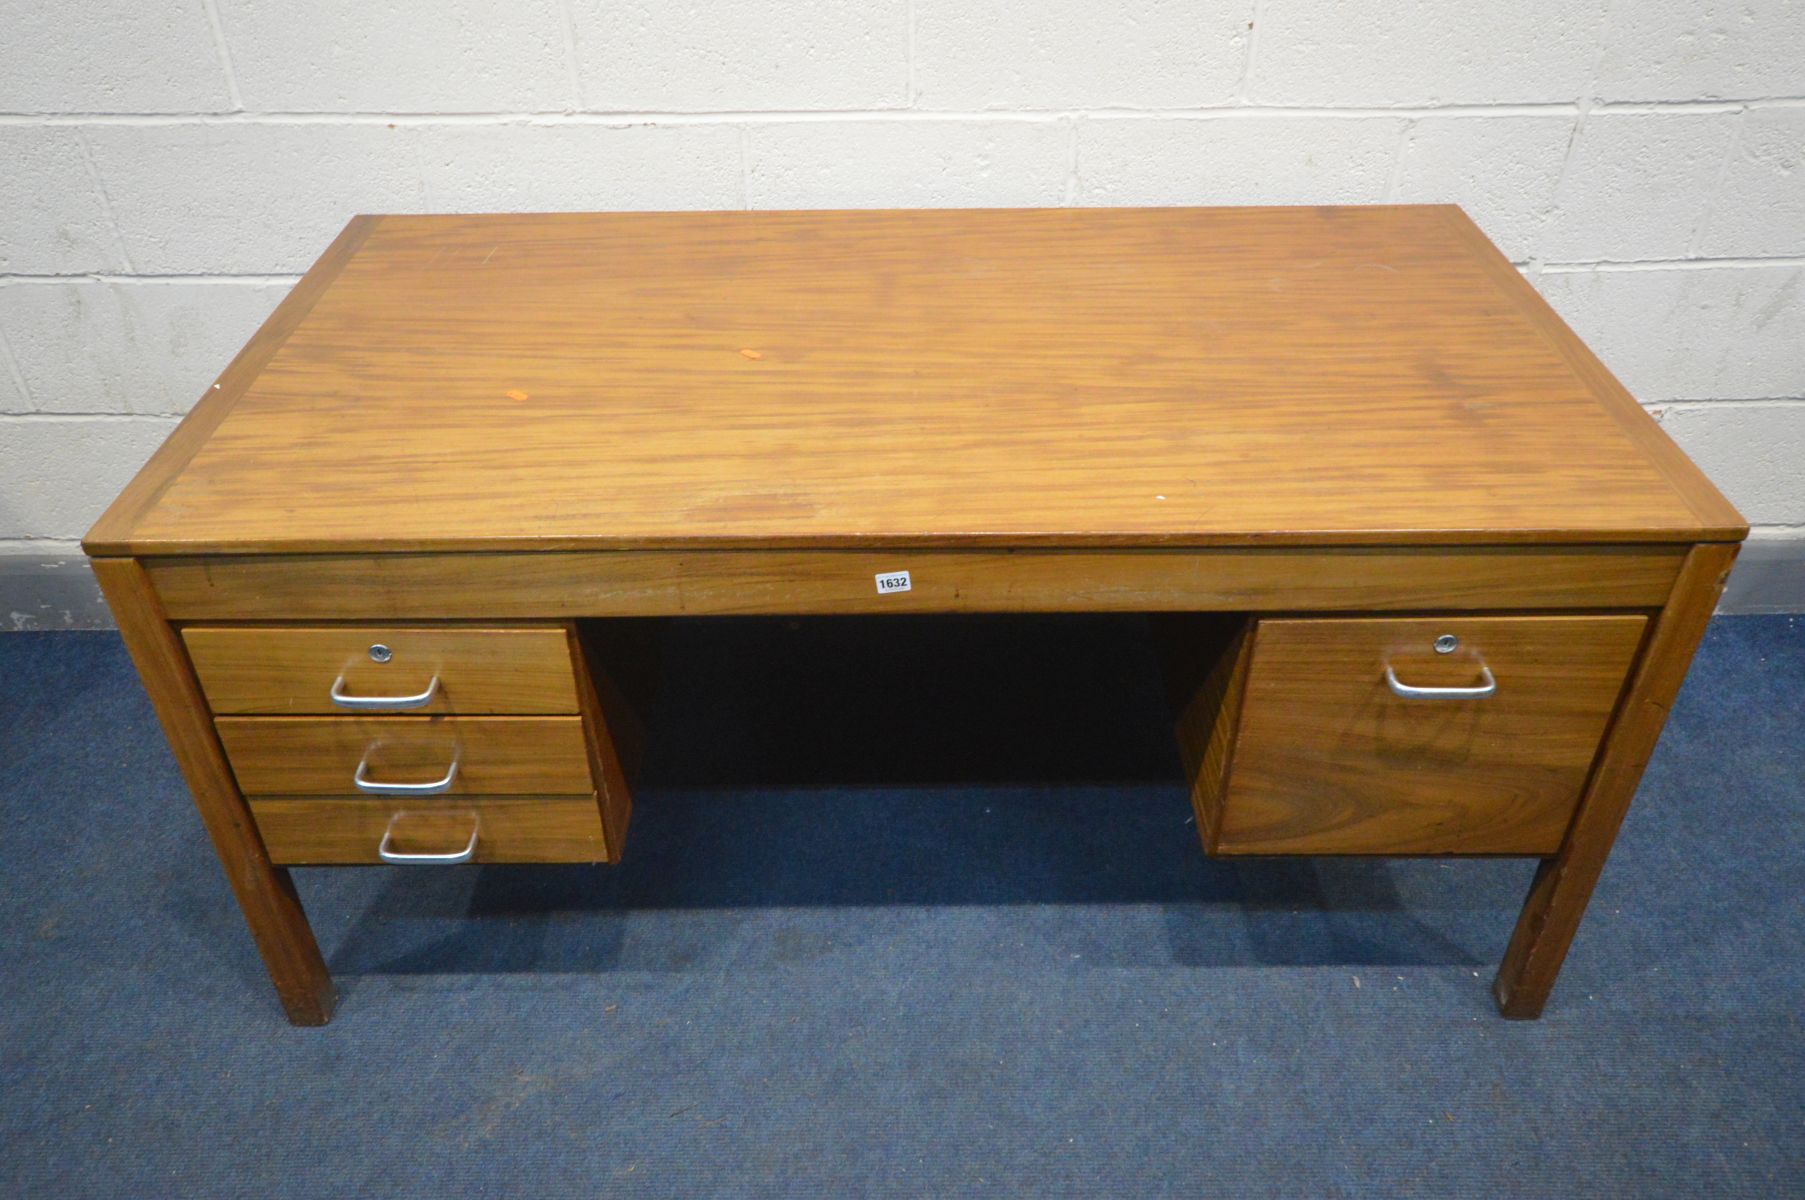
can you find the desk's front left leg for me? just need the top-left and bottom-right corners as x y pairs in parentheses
(1492, 542), (1737, 1019)
(93, 558), (334, 1026)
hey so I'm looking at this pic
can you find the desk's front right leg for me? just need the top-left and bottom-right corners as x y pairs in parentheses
(1492, 542), (1737, 1019)
(93, 558), (334, 1026)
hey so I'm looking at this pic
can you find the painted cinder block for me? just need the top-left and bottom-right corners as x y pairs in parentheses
(0, 339), (26, 412)
(0, 129), (126, 274)
(0, 416), (180, 540)
(84, 123), (426, 274)
(1539, 111), (1740, 262)
(214, 0), (571, 113)
(1537, 265), (1805, 403)
(0, 281), (288, 415)
(1392, 115), (1576, 261)
(1653, 402), (1805, 525)
(913, 0), (1249, 109)
(1697, 107), (1805, 258)
(1594, 0), (1805, 101)
(1075, 116), (1403, 205)
(412, 123), (743, 211)
(0, 0), (230, 114)
(1247, 0), (1609, 106)
(745, 120), (1068, 209)
(569, 0), (909, 112)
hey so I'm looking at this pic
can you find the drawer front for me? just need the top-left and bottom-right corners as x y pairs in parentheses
(184, 626), (579, 715)
(216, 716), (594, 797)
(1214, 614), (1647, 855)
(249, 795), (609, 864)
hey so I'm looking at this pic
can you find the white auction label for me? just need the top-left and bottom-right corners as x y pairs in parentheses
(874, 570), (912, 595)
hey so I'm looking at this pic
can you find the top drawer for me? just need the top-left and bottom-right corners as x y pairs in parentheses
(183, 626), (580, 715)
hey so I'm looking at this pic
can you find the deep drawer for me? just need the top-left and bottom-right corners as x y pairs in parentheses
(1189, 614), (1647, 855)
(249, 795), (611, 864)
(183, 625), (579, 715)
(216, 716), (595, 797)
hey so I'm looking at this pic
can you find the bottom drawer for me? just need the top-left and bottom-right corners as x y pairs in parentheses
(249, 795), (611, 865)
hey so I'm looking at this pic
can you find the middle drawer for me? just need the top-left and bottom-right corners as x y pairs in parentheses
(216, 716), (593, 797)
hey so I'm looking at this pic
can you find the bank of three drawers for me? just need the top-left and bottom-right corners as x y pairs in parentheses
(183, 625), (625, 865)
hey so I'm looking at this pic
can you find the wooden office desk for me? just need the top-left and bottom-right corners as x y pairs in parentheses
(84, 207), (1745, 1025)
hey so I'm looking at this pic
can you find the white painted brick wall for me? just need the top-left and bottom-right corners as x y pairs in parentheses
(0, 129), (125, 273)
(0, 281), (287, 414)
(0, 416), (180, 541)
(0, 1), (230, 114)
(214, 0), (572, 115)
(84, 124), (427, 273)
(1700, 108), (1805, 256)
(1593, 0), (1805, 102)
(1537, 265), (1805, 402)
(1, 0), (1802, 605)
(415, 124), (743, 211)
(1390, 115), (1576, 260)
(1076, 116), (1404, 205)
(569, 0), (911, 112)
(912, 1), (1248, 110)
(1654, 403), (1805, 523)
(1245, 0), (1610, 106)
(1541, 111), (1742, 261)
(747, 120), (1069, 209)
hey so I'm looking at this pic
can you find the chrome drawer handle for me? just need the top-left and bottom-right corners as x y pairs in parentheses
(377, 818), (479, 865)
(330, 674), (439, 710)
(1384, 663), (1496, 700)
(353, 751), (460, 796)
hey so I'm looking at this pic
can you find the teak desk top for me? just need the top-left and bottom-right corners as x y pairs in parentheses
(86, 205), (1742, 558)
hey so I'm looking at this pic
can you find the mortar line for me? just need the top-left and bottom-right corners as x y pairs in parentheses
(905, 0), (917, 107)
(557, 0), (586, 111)
(1689, 105), (1749, 257)
(737, 124), (751, 209)
(0, 411), (183, 422)
(1653, 397), (1805, 411)
(1540, 255), (1805, 272)
(0, 537), (87, 553)
(71, 130), (135, 273)
(198, 0), (245, 111)
(0, 324), (33, 411)
(1234, 0), (1266, 103)
(10, 97), (1805, 125)
(0, 273), (303, 285)
(1061, 116), (1080, 205)
(1382, 119), (1414, 201)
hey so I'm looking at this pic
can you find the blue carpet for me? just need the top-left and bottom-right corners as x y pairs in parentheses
(1, 614), (1800, 1197)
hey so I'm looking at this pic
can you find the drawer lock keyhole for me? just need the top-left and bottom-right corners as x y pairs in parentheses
(368, 643), (393, 663)
(1433, 634), (1458, 655)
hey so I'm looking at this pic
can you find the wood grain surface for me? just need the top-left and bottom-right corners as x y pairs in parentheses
(143, 546), (1687, 620)
(568, 622), (638, 859)
(1152, 614), (1253, 850)
(84, 207), (1743, 556)
(90, 558), (335, 1024)
(216, 715), (594, 796)
(182, 625), (580, 714)
(1493, 543), (1738, 1016)
(85, 217), (377, 555)
(249, 795), (610, 864)
(1208, 614), (1649, 855)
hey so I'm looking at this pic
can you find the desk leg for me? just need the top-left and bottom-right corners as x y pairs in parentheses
(1492, 542), (1736, 1019)
(93, 558), (334, 1026)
